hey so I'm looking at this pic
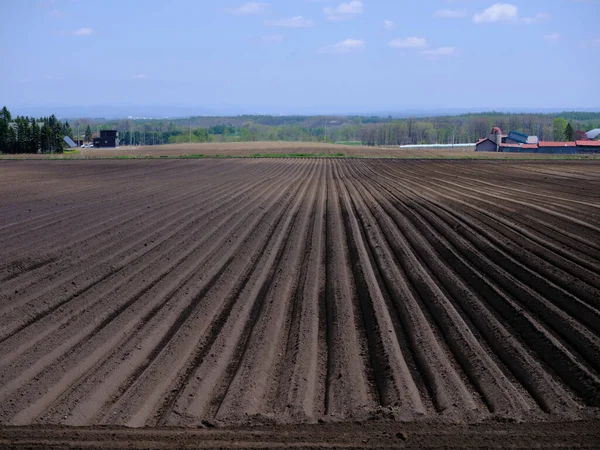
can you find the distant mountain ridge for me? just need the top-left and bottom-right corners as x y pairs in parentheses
(8, 105), (600, 120)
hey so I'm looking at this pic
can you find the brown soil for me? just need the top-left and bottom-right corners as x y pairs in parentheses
(1, 159), (599, 448)
(1, 421), (600, 449)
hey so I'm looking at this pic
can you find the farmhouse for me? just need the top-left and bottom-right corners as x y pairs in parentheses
(93, 130), (119, 148)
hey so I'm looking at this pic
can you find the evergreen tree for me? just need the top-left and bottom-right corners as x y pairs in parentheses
(40, 123), (53, 153)
(30, 117), (40, 153)
(85, 125), (92, 142)
(0, 106), (10, 152)
(565, 123), (575, 141)
(53, 119), (64, 153)
(62, 121), (73, 139)
(0, 106), (11, 123)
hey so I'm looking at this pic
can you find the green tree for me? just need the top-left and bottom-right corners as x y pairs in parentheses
(62, 121), (73, 139)
(0, 106), (11, 153)
(30, 118), (40, 152)
(564, 122), (575, 141)
(40, 123), (53, 153)
(85, 125), (92, 142)
(553, 118), (567, 141)
(53, 119), (64, 153)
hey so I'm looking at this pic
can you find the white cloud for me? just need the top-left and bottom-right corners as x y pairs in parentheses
(383, 19), (396, 30)
(521, 12), (550, 24)
(473, 3), (517, 23)
(132, 74), (147, 79)
(266, 16), (315, 27)
(388, 37), (428, 49)
(226, 2), (269, 15)
(421, 46), (461, 57)
(261, 34), (284, 43)
(544, 32), (560, 42)
(319, 39), (365, 54)
(73, 27), (93, 36)
(473, 3), (549, 24)
(434, 9), (467, 18)
(324, 1), (363, 21)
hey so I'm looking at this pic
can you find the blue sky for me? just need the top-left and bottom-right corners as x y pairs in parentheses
(1, 0), (599, 115)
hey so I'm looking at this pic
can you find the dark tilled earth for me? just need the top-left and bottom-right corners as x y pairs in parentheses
(0, 158), (599, 448)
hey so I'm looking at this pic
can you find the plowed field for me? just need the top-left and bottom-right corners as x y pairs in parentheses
(1, 159), (599, 448)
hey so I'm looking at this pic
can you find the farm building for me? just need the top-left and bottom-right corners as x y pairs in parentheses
(476, 127), (598, 154)
(586, 129), (600, 140)
(93, 130), (119, 148)
(505, 130), (528, 144)
(475, 127), (504, 151)
(576, 140), (600, 153)
(537, 142), (578, 154)
(475, 138), (498, 152)
(499, 143), (539, 152)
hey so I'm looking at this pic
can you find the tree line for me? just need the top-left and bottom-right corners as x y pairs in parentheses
(89, 112), (600, 147)
(2, 106), (599, 153)
(0, 106), (73, 154)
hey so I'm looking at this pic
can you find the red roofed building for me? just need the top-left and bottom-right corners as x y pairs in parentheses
(576, 141), (600, 153)
(498, 143), (539, 152)
(538, 142), (576, 147)
(537, 141), (578, 154)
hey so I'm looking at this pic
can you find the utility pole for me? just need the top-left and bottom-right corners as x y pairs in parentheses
(189, 117), (192, 143)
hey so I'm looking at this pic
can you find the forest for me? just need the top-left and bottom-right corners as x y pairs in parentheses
(76, 111), (600, 147)
(0, 107), (72, 154)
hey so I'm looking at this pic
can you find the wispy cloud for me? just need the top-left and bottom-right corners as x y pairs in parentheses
(73, 27), (93, 36)
(580, 37), (600, 48)
(388, 37), (428, 49)
(434, 9), (467, 18)
(132, 74), (147, 79)
(261, 34), (284, 43)
(226, 2), (269, 15)
(324, 1), (363, 21)
(383, 19), (396, 30)
(266, 16), (315, 27)
(421, 46), (461, 57)
(318, 38), (365, 54)
(544, 32), (560, 42)
(473, 3), (550, 24)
